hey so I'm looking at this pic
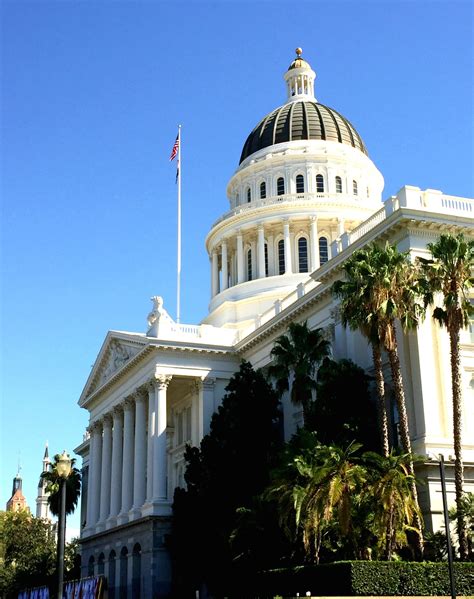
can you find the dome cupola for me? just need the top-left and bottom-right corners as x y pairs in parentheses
(204, 49), (384, 330)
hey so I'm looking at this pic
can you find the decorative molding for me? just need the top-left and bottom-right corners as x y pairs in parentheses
(101, 413), (113, 428)
(121, 397), (135, 411)
(154, 374), (173, 390)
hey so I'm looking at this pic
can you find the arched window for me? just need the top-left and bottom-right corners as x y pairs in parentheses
(132, 544), (141, 597)
(264, 243), (269, 276)
(247, 187), (251, 203)
(98, 553), (105, 576)
(353, 180), (358, 196)
(120, 547), (128, 599)
(335, 176), (342, 193)
(316, 174), (325, 193)
(296, 174), (305, 193)
(247, 248), (252, 281)
(88, 555), (95, 577)
(109, 551), (116, 599)
(260, 181), (266, 199)
(278, 240), (285, 275)
(277, 177), (285, 196)
(319, 237), (329, 264)
(298, 237), (309, 273)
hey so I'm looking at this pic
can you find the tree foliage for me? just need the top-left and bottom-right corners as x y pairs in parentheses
(171, 361), (283, 595)
(0, 510), (56, 596)
(268, 322), (330, 425)
(419, 233), (474, 560)
(309, 357), (379, 451)
(40, 454), (81, 517)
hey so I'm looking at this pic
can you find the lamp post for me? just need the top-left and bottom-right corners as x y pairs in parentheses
(438, 454), (456, 599)
(56, 450), (72, 599)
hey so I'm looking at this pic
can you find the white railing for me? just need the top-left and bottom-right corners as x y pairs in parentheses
(211, 192), (359, 228)
(348, 205), (387, 244)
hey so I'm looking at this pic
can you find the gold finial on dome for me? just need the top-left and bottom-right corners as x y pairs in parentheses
(295, 47), (303, 57)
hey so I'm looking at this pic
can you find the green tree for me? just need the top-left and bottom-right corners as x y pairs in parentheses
(311, 357), (379, 451)
(362, 451), (423, 560)
(266, 442), (365, 563)
(40, 454), (81, 517)
(333, 242), (425, 555)
(268, 321), (330, 426)
(0, 510), (56, 597)
(333, 260), (390, 457)
(171, 361), (283, 595)
(449, 492), (474, 560)
(419, 233), (474, 560)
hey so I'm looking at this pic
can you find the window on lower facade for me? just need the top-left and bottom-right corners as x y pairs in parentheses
(298, 237), (309, 273)
(260, 181), (266, 199)
(316, 174), (324, 193)
(353, 180), (358, 196)
(247, 187), (251, 203)
(247, 248), (252, 281)
(319, 236), (329, 264)
(264, 243), (269, 276)
(277, 177), (285, 196)
(278, 239), (285, 275)
(296, 174), (305, 193)
(335, 176), (342, 193)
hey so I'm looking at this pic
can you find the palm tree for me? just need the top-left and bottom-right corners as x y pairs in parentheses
(266, 442), (366, 563)
(332, 242), (425, 555)
(362, 451), (423, 560)
(419, 233), (474, 560)
(333, 262), (390, 457)
(268, 321), (330, 426)
(41, 454), (81, 517)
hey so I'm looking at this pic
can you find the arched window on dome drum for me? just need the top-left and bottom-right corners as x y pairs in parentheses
(319, 237), (329, 264)
(298, 237), (309, 273)
(236, 193), (240, 205)
(260, 181), (266, 199)
(264, 243), (269, 276)
(353, 180), (358, 196)
(277, 177), (285, 196)
(316, 174), (324, 193)
(247, 187), (251, 203)
(278, 240), (285, 275)
(335, 176), (343, 194)
(296, 174), (305, 194)
(247, 249), (252, 281)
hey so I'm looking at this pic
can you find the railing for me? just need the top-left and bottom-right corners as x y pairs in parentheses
(347, 205), (386, 244)
(211, 192), (362, 228)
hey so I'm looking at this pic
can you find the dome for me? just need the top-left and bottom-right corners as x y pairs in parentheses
(239, 100), (368, 164)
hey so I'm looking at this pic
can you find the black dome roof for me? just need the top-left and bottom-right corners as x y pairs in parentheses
(239, 100), (368, 164)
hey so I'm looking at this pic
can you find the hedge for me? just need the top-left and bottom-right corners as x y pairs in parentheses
(254, 561), (474, 597)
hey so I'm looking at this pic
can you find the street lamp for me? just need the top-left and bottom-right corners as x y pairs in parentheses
(56, 450), (72, 599)
(438, 454), (456, 599)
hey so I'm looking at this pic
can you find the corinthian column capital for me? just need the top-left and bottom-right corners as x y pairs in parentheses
(154, 374), (172, 390)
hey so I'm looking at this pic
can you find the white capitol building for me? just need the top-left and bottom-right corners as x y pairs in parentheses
(75, 49), (474, 597)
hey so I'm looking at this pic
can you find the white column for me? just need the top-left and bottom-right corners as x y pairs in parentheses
(152, 375), (172, 502)
(237, 232), (244, 284)
(283, 220), (293, 274)
(267, 233), (275, 276)
(251, 240), (257, 280)
(221, 240), (228, 291)
(145, 384), (154, 504)
(108, 406), (123, 526)
(132, 390), (147, 516)
(211, 250), (219, 297)
(196, 377), (216, 438)
(310, 217), (320, 272)
(118, 398), (134, 524)
(257, 225), (265, 278)
(338, 217), (345, 237)
(87, 421), (102, 529)
(98, 414), (112, 528)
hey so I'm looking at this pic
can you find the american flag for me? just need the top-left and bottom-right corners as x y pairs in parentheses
(169, 134), (179, 161)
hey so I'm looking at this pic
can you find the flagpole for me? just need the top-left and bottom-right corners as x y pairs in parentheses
(176, 124), (182, 323)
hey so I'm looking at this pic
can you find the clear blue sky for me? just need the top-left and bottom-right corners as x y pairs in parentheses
(1, 1), (473, 534)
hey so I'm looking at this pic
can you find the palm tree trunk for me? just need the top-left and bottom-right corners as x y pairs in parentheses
(386, 329), (424, 558)
(449, 326), (469, 560)
(385, 500), (395, 561)
(372, 345), (389, 457)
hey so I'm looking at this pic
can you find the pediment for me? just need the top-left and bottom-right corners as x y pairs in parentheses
(80, 332), (148, 403)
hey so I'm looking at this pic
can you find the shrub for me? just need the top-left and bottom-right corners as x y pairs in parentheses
(256, 561), (474, 597)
